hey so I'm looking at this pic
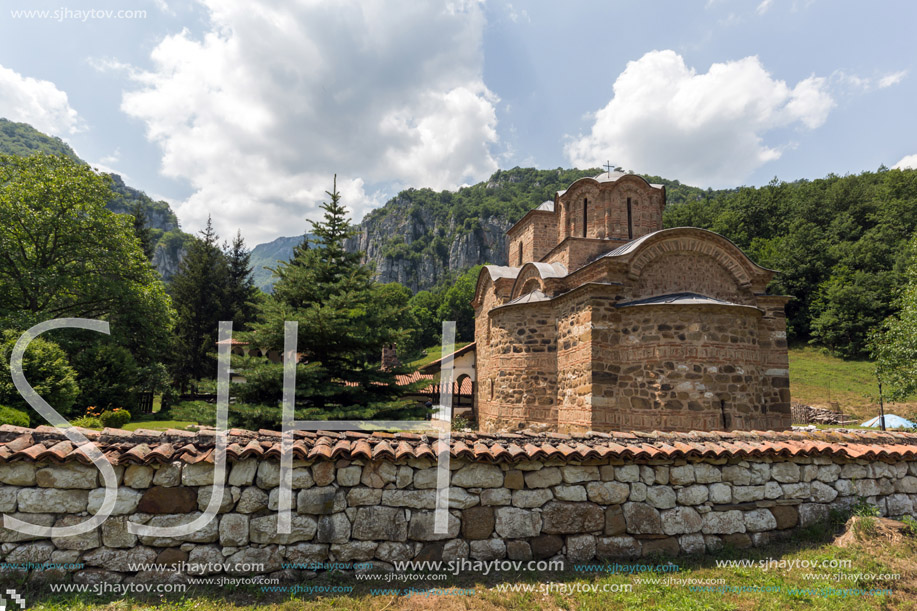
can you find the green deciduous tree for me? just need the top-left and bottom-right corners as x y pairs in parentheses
(870, 235), (917, 401)
(0, 330), (80, 419)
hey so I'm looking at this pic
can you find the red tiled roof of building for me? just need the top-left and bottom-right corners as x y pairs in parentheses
(1, 425), (916, 465)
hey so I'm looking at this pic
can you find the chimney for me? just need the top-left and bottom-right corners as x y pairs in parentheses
(381, 344), (399, 370)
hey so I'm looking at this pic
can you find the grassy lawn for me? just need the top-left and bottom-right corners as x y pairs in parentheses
(409, 341), (472, 369)
(12, 517), (917, 610)
(122, 420), (198, 431)
(789, 345), (917, 422)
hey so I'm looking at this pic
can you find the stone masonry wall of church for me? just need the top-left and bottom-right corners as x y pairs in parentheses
(632, 253), (752, 305)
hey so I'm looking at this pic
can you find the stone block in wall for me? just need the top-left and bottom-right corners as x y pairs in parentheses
(352, 506), (408, 541)
(701, 510), (745, 535)
(770, 462), (800, 483)
(504, 470), (524, 489)
(226, 459), (258, 487)
(816, 464), (841, 483)
(316, 513), (352, 544)
(381, 489), (436, 509)
(797, 504), (829, 527)
(235, 486), (268, 513)
(461, 506), (494, 540)
(297, 487), (345, 515)
(481, 488), (511, 506)
(810, 481), (838, 503)
(722, 466), (751, 485)
(641, 537), (680, 559)
(669, 465), (695, 486)
(0, 462), (36, 486)
(781, 483), (810, 499)
(749, 463), (770, 485)
(470, 539), (506, 561)
(561, 466), (599, 484)
(361, 461), (398, 488)
(408, 511), (460, 541)
(566, 534), (596, 562)
(506, 540), (532, 561)
(182, 462), (219, 487)
(88, 487), (142, 515)
(374, 541), (413, 563)
(494, 507), (542, 538)
(228, 546), (283, 573)
(679, 533), (705, 555)
(841, 464), (868, 479)
(219, 514), (249, 547)
(660, 507), (702, 536)
(542, 502), (603, 534)
(286, 542), (329, 564)
(0, 513), (54, 543)
(855, 479), (880, 497)
(886, 494), (913, 517)
(622, 502), (663, 535)
(629, 482), (647, 503)
(604, 506), (626, 535)
(585, 481), (629, 504)
(694, 463), (721, 484)
(833, 479), (856, 496)
(123, 465), (154, 489)
(677, 485), (709, 505)
(18, 488), (88, 513)
(595, 536), (641, 560)
(524, 467), (562, 489)
(137, 486), (197, 514)
(347, 487), (382, 506)
(615, 465), (640, 483)
(443, 539), (470, 561)
(250, 514), (317, 544)
(530, 534), (563, 560)
(555, 485), (587, 502)
(646, 485), (676, 509)
(101, 515), (144, 548)
(49, 517), (98, 551)
(396, 466), (413, 489)
(743, 509), (777, 532)
(138, 512), (220, 546)
(722, 533), (752, 549)
(35, 463), (98, 489)
(896, 476), (917, 494)
(5, 542), (53, 564)
(83, 546), (158, 569)
(512, 489), (553, 508)
(152, 462), (181, 487)
(312, 462), (335, 486)
(768, 505), (798, 529)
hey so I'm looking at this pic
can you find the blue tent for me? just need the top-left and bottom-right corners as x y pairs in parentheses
(861, 414), (917, 429)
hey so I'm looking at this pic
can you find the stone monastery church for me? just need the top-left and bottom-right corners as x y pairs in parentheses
(468, 170), (792, 433)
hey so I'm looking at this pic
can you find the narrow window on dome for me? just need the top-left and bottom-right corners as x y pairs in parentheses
(627, 197), (633, 239)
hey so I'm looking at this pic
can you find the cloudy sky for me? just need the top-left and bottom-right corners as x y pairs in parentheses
(0, 0), (914, 244)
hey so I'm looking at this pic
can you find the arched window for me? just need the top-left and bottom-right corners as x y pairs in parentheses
(490, 379), (495, 400)
(583, 198), (588, 237)
(518, 242), (523, 266)
(626, 197), (633, 239)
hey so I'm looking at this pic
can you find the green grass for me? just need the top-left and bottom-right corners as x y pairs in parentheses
(122, 420), (198, 431)
(12, 517), (917, 610)
(789, 345), (917, 421)
(410, 341), (472, 369)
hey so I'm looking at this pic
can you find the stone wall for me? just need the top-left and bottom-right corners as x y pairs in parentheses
(1, 427), (916, 583)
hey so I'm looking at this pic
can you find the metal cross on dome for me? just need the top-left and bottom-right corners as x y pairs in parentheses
(604, 160), (615, 177)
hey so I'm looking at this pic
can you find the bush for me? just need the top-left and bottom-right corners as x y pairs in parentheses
(70, 416), (102, 429)
(0, 405), (29, 427)
(100, 408), (131, 429)
(71, 343), (140, 413)
(0, 330), (80, 419)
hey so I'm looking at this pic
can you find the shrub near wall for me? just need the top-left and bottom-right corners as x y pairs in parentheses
(0, 425), (915, 583)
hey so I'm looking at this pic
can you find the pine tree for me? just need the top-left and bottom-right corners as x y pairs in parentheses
(224, 230), (261, 328)
(246, 176), (424, 420)
(169, 216), (230, 390)
(130, 201), (156, 261)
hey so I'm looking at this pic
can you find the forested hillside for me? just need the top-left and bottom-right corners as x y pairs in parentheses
(0, 118), (192, 280)
(664, 168), (917, 357)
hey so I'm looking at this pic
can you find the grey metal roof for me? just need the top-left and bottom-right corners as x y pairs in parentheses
(505, 290), (550, 306)
(557, 172), (663, 197)
(526, 261), (567, 279)
(616, 292), (742, 308)
(600, 230), (661, 258)
(536, 200), (554, 211)
(483, 265), (520, 281)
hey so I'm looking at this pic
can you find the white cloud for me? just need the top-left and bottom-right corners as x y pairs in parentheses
(878, 70), (907, 88)
(120, 0), (498, 244)
(564, 50), (835, 187)
(756, 0), (773, 15)
(0, 64), (83, 136)
(893, 154), (917, 170)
